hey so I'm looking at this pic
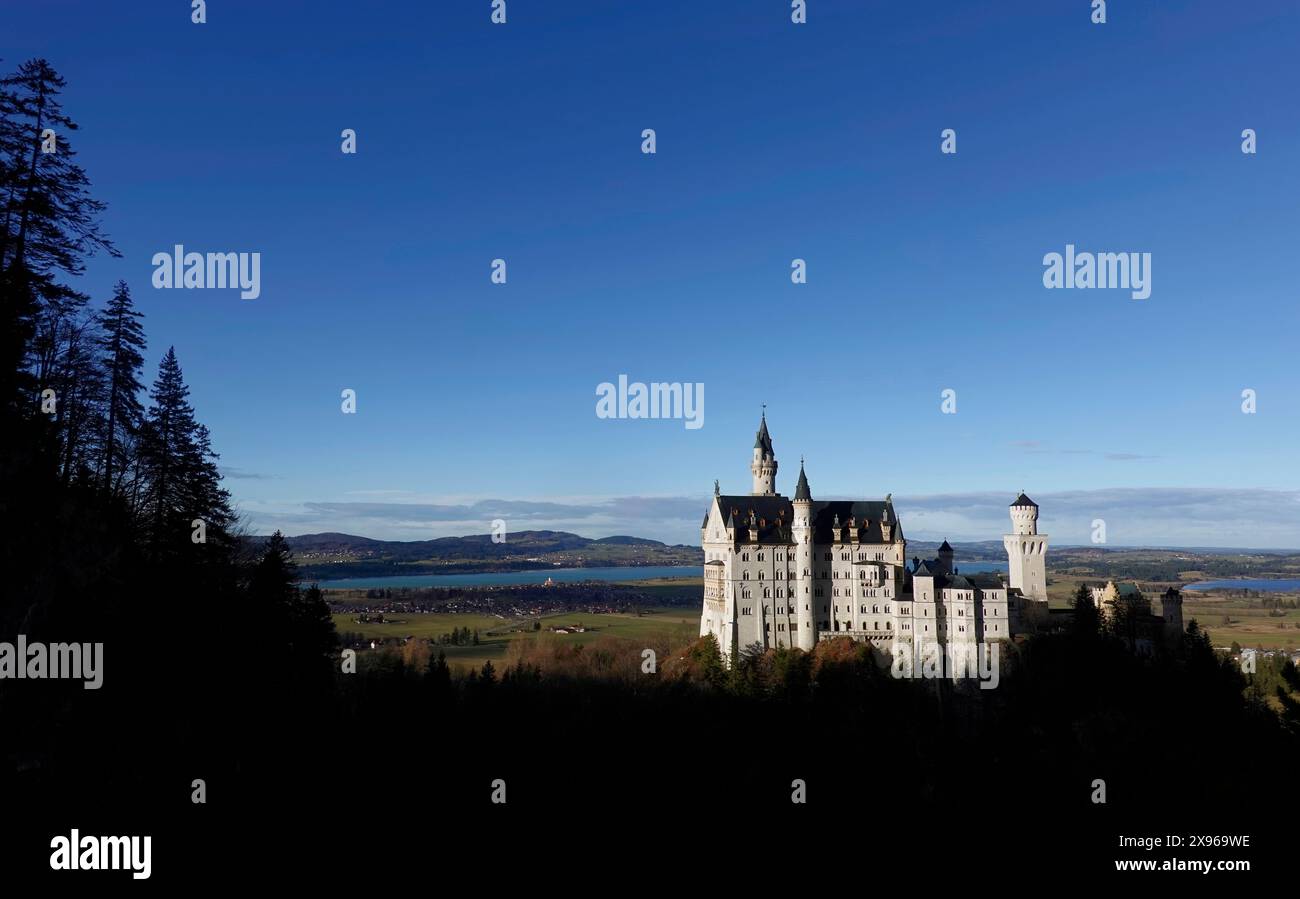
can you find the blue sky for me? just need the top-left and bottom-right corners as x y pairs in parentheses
(7, 0), (1300, 547)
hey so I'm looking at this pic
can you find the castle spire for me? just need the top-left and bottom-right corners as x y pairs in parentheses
(793, 459), (811, 502)
(754, 408), (773, 454)
(750, 409), (778, 496)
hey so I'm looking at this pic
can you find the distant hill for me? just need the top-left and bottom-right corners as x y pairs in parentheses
(592, 535), (664, 546)
(250, 530), (700, 580)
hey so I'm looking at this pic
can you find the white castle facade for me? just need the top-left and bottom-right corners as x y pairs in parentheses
(700, 414), (1050, 660)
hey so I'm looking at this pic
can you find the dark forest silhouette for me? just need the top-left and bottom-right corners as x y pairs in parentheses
(1, 59), (1297, 882)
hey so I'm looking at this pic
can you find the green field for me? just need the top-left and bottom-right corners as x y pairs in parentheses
(1181, 593), (1300, 650)
(334, 607), (700, 670)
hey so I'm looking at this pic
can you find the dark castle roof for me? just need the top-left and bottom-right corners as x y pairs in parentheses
(908, 561), (1004, 594)
(793, 464), (811, 501)
(713, 494), (897, 545)
(1011, 492), (1038, 508)
(754, 414), (773, 454)
(966, 573), (1006, 591)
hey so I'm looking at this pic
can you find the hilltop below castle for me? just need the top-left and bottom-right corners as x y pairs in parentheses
(699, 413), (1053, 660)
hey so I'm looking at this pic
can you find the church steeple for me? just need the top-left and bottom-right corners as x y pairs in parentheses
(750, 408), (778, 496)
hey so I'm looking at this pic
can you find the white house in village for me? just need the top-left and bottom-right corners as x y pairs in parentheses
(700, 414), (1051, 662)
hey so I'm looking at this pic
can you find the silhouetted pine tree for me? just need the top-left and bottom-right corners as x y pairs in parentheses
(1071, 582), (1101, 637)
(139, 347), (230, 555)
(0, 59), (116, 407)
(96, 279), (145, 495)
(293, 583), (339, 676)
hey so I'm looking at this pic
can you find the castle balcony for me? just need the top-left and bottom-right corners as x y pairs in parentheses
(819, 628), (894, 645)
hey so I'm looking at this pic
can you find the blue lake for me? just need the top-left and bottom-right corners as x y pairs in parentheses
(318, 559), (1005, 590)
(1184, 579), (1300, 592)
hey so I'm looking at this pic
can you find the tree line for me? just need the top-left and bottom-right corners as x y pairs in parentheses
(0, 58), (338, 845)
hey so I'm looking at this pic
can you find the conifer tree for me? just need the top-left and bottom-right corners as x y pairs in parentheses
(1071, 582), (1101, 637)
(139, 347), (230, 552)
(97, 280), (145, 494)
(0, 59), (116, 406)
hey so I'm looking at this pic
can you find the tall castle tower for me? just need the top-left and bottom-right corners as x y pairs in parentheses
(1003, 493), (1048, 601)
(1161, 587), (1184, 643)
(792, 460), (816, 651)
(750, 411), (778, 496)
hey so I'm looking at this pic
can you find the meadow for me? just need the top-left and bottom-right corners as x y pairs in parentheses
(333, 606), (701, 670)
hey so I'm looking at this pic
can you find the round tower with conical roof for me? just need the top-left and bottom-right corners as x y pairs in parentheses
(937, 539), (954, 575)
(792, 459), (816, 650)
(1003, 492), (1048, 601)
(750, 411), (778, 496)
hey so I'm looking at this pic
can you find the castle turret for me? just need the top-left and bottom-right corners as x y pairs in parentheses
(937, 539), (954, 575)
(750, 411), (778, 496)
(792, 460), (816, 650)
(1161, 587), (1184, 644)
(1003, 492), (1048, 601)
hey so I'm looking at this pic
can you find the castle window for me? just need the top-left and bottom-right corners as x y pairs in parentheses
(742, 571), (750, 580)
(758, 571), (765, 580)
(757, 552), (764, 561)
(763, 588), (771, 599)
(742, 552), (749, 562)
(823, 553), (832, 562)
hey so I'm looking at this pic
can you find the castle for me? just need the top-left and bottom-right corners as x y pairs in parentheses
(1087, 580), (1184, 653)
(699, 414), (1053, 661)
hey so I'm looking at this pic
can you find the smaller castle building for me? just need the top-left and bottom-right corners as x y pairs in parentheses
(1088, 581), (1184, 653)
